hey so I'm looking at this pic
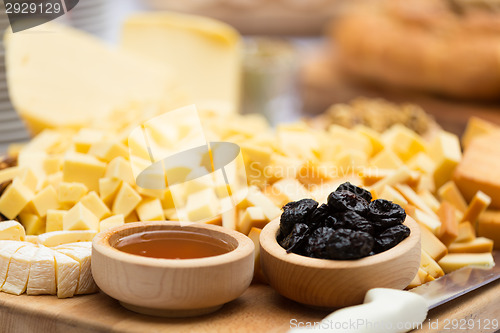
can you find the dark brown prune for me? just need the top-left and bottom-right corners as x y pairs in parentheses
(339, 211), (375, 235)
(280, 198), (318, 237)
(367, 199), (406, 221)
(325, 229), (374, 260)
(304, 227), (336, 258)
(327, 191), (368, 214)
(335, 182), (372, 202)
(373, 224), (411, 253)
(308, 204), (336, 229)
(280, 223), (310, 253)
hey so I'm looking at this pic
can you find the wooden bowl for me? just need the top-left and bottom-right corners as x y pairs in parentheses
(260, 216), (421, 309)
(92, 221), (254, 317)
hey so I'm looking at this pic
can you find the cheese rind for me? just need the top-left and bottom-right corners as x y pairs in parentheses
(1, 245), (38, 295)
(55, 245), (97, 295)
(53, 251), (79, 299)
(0, 241), (30, 289)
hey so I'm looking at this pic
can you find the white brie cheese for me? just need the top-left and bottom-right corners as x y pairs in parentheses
(27, 246), (56, 295)
(0, 241), (30, 289)
(53, 251), (79, 299)
(55, 245), (97, 295)
(2, 245), (39, 295)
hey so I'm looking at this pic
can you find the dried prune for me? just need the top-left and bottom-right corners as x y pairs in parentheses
(280, 223), (310, 253)
(337, 211), (375, 235)
(308, 204), (336, 229)
(374, 224), (411, 253)
(304, 227), (336, 259)
(335, 182), (372, 202)
(327, 229), (374, 260)
(368, 199), (406, 221)
(327, 191), (368, 214)
(280, 198), (318, 237)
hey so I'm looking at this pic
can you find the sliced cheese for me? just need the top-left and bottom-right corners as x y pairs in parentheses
(461, 191), (491, 226)
(448, 237), (494, 253)
(2, 245), (38, 295)
(27, 246), (56, 295)
(53, 251), (79, 299)
(0, 241), (30, 289)
(0, 221), (26, 241)
(37, 230), (97, 247)
(438, 253), (494, 273)
(80, 191), (111, 221)
(55, 245), (97, 295)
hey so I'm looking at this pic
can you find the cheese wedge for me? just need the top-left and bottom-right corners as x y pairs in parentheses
(55, 245), (97, 295)
(0, 241), (30, 289)
(0, 221), (26, 241)
(5, 23), (183, 134)
(122, 12), (241, 108)
(53, 251), (79, 298)
(27, 246), (56, 295)
(2, 245), (39, 295)
(37, 230), (97, 247)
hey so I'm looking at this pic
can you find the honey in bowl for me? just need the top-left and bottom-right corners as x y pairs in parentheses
(115, 229), (233, 259)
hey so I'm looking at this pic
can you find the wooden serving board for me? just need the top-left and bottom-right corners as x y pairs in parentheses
(0, 280), (499, 332)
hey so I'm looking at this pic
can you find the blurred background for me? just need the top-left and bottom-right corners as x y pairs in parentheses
(2, 0), (500, 151)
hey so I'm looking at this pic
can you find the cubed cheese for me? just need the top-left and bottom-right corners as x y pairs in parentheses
(185, 188), (220, 222)
(80, 191), (111, 220)
(63, 153), (106, 192)
(0, 221), (26, 241)
(26, 185), (58, 217)
(428, 131), (462, 188)
(0, 182), (34, 219)
(58, 182), (88, 204)
(99, 214), (125, 232)
(112, 182), (142, 217)
(18, 213), (45, 235)
(238, 206), (266, 235)
(46, 209), (67, 232)
(99, 178), (122, 206)
(105, 156), (134, 184)
(136, 198), (165, 221)
(63, 203), (99, 231)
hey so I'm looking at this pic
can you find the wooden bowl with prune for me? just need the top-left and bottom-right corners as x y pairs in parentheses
(259, 183), (421, 309)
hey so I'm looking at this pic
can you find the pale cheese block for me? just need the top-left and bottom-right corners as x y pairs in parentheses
(438, 253), (495, 273)
(0, 241), (31, 289)
(53, 251), (79, 299)
(99, 214), (125, 232)
(0, 221), (26, 241)
(5, 23), (183, 134)
(122, 12), (241, 109)
(55, 245), (97, 295)
(448, 237), (494, 253)
(37, 230), (97, 247)
(27, 246), (56, 295)
(2, 245), (39, 295)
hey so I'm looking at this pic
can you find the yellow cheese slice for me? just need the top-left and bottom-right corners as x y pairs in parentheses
(438, 253), (494, 273)
(27, 246), (56, 295)
(37, 230), (97, 247)
(5, 23), (183, 134)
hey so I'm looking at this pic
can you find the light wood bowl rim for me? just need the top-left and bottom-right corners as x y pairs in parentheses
(93, 220), (255, 268)
(260, 216), (420, 269)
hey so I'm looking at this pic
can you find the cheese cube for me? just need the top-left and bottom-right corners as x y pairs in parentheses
(58, 182), (88, 204)
(19, 213), (45, 235)
(238, 206), (266, 235)
(438, 181), (468, 213)
(438, 253), (494, 273)
(43, 156), (63, 174)
(420, 250), (445, 278)
(37, 230), (97, 247)
(370, 167), (411, 196)
(407, 207), (441, 235)
(381, 125), (426, 161)
(124, 210), (140, 223)
(418, 222), (448, 262)
(241, 187), (281, 221)
(63, 153), (106, 192)
(112, 182), (142, 217)
(88, 141), (128, 162)
(0, 221), (26, 241)
(369, 149), (403, 169)
(378, 186), (408, 207)
(14, 167), (39, 192)
(449, 237), (494, 253)
(455, 221), (476, 243)
(461, 191), (491, 227)
(328, 125), (372, 157)
(453, 132), (500, 208)
(437, 201), (458, 246)
(0, 182), (34, 219)
(80, 191), (111, 220)
(26, 185), (58, 217)
(461, 116), (499, 149)
(185, 188), (220, 222)
(99, 178), (122, 206)
(105, 156), (134, 184)
(0, 166), (22, 184)
(477, 210), (500, 249)
(221, 208), (237, 230)
(428, 131), (462, 188)
(63, 203), (99, 231)
(136, 198), (165, 221)
(271, 178), (312, 204)
(43, 172), (63, 189)
(73, 129), (105, 153)
(46, 209), (67, 232)
(407, 152), (435, 175)
(353, 125), (384, 156)
(395, 183), (436, 217)
(99, 214), (125, 232)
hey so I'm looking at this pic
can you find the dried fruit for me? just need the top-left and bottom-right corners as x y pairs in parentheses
(278, 182), (410, 260)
